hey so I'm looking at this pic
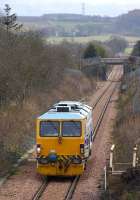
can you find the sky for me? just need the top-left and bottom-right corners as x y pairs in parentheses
(0, 0), (140, 16)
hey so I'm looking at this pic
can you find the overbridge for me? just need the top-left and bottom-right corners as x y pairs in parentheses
(81, 57), (128, 80)
(101, 57), (128, 65)
(82, 57), (128, 67)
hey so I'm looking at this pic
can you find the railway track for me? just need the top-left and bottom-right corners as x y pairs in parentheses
(32, 178), (49, 200)
(31, 67), (122, 200)
(92, 81), (112, 109)
(92, 66), (119, 109)
(63, 74), (121, 200)
(64, 176), (80, 200)
(93, 80), (119, 140)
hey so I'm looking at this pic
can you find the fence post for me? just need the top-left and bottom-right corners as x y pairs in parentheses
(104, 166), (107, 191)
(132, 145), (138, 168)
(110, 144), (115, 172)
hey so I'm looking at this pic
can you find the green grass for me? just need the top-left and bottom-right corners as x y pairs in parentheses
(47, 34), (112, 44)
(47, 34), (140, 44)
(124, 36), (140, 43)
(124, 47), (133, 55)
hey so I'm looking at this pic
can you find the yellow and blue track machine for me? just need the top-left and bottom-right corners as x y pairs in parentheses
(36, 101), (94, 176)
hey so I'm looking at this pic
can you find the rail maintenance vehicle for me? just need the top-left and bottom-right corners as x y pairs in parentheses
(36, 101), (94, 176)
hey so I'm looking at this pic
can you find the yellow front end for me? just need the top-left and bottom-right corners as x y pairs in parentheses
(36, 119), (85, 176)
(37, 163), (85, 176)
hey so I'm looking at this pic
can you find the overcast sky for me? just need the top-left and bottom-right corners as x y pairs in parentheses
(1, 0), (140, 16)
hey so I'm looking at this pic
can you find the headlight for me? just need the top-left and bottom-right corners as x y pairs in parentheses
(36, 144), (41, 154)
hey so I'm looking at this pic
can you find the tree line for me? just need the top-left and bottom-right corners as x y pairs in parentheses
(0, 4), (115, 107)
(0, 5), (84, 107)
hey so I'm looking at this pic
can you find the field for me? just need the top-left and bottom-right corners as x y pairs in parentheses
(47, 34), (140, 44)
(124, 47), (133, 55)
(124, 35), (140, 43)
(47, 35), (113, 44)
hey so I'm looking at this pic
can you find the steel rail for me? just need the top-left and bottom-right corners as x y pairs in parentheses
(93, 68), (121, 138)
(93, 82), (119, 140)
(92, 67), (117, 109)
(32, 178), (49, 200)
(92, 82), (112, 109)
(64, 176), (80, 200)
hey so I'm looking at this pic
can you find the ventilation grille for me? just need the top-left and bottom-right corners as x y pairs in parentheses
(57, 104), (80, 110)
(56, 106), (71, 112)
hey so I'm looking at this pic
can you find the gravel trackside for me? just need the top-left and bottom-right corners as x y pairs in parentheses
(0, 162), (42, 200)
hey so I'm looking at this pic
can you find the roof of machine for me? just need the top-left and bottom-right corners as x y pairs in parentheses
(38, 112), (85, 120)
(38, 101), (92, 120)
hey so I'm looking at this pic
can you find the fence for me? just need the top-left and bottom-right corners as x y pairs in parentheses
(104, 144), (140, 191)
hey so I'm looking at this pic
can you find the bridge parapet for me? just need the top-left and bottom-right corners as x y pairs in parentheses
(101, 58), (127, 65)
(82, 57), (101, 66)
(82, 57), (128, 67)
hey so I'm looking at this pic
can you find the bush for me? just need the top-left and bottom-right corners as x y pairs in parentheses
(105, 36), (128, 54)
(83, 42), (108, 59)
(131, 40), (140, 57)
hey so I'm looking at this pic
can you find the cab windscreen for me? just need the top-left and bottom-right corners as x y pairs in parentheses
(40, 121), (60, 137)
(62, 121), (81, 137)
